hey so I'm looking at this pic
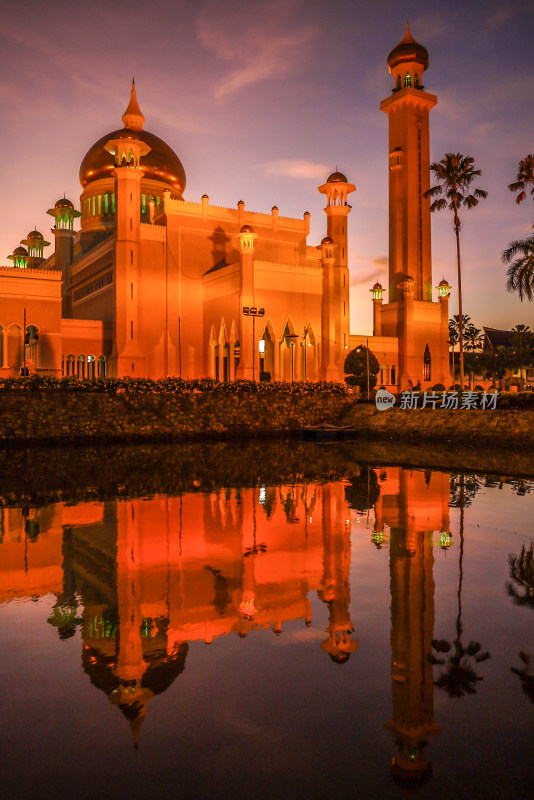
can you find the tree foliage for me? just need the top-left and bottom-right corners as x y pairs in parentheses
(343, 346), (380, 391)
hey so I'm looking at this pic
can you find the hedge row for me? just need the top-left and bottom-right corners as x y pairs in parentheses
(0, 375), (349, 396)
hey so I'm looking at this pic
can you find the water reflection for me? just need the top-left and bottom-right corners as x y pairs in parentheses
(0, 460), (533, 798)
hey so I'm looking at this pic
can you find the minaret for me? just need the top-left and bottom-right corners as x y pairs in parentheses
(318, 172), (355, 372)
(380, 25), (437, 302)
(105, 82), (150, 377)
(47, 198), (81, 317)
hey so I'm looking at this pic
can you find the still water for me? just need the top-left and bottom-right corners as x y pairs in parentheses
(1, 445), (533, 800)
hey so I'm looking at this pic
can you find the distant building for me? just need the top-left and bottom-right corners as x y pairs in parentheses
(0, 26), (449, 389)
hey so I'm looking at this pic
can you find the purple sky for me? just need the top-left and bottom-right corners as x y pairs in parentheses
(1, 0), (533, 333)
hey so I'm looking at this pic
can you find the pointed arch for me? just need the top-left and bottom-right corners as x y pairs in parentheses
(259, 319), (277, 379)
(301, 322), (317, 382)
(229, 320), (239, 381)
(217, 320), (230, 382)
(208, 324), (217, 379)
(279, 316), (298, 382)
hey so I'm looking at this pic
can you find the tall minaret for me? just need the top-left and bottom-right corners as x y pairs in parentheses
(318, 172), (355, 372)
(380, 25), (436, 303)
(105, 82), (150, 377)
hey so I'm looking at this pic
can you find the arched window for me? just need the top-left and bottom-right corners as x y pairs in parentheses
(87, 355), (96, 380)
(66, 354), (75, 377)
(391, 365), (396, 386)
(7, 324), (22, 370)
(25, 325), (39, 369)
(77, 354), (85, 379)
(423, 344), (431, 381)
(98, 356), (107, 378)
(396, 75), (401, 90)
(404, 72), (412, 87)
(0, 326), (3, 368)
(414, 73), (420, 88)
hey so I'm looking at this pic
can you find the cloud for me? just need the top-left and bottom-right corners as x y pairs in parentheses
(350, 255), (388, 287)
(196, 0), (317, 99)
(262, 159), (330, 180)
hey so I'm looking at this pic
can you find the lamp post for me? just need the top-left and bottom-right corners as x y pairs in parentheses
(242, 306), (265, 381)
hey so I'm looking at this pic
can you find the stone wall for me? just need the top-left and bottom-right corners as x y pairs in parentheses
(0, 392), (532, 447)
(338, 404), (534, 447)
(0, 392), (352, 444)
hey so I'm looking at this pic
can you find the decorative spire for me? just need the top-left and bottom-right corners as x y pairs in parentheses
(402, 21), (413, 42)
(122, 80), (145, 131)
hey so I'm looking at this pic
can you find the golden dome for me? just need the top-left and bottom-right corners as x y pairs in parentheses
(79, 128), (186, 194)
(438, 278), (450, 287)
(55, 197), (74, 209)
(13, 246), (28, 256)
(240, 224), (254, 233)
(387, 23), (429, 72)
(372, 281), (383, 290)
(321, 236), (334, 245)
(327, 171), (348, 183)
(27, 230), (44, 240)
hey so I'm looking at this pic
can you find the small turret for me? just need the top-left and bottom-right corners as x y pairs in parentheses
(7, 246), (28, 268)
(19, 229), (50, 268)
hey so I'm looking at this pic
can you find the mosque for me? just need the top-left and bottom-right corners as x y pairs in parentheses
(0, 25), (450, 389)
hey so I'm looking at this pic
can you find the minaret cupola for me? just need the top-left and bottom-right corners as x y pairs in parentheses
(8, 246), (28, 268)
(47, 197), (81, 230)
(20, 229), (50, 267)
(387, 23), (429, 92)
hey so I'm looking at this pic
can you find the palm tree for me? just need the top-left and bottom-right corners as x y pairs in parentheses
(425, 154), (488, 390)
(429, 474), (490, 697)
(509, 154), (534, 204)
(503, 230), (534, 302)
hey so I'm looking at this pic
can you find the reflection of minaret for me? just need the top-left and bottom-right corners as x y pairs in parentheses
(318, 484), (357, 663)
(383, 468), (447, 789)
(54, 500), (189, 746)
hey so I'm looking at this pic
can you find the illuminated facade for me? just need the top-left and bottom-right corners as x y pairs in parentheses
(0, 26), (449, 389)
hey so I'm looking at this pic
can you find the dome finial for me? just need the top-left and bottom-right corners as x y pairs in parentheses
(122, 81), (145, 131)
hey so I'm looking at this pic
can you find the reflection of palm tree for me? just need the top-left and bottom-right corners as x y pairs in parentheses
(429, 475), (490, 697)
(507, 543), (534, 608)
(511, 651), (534, 704)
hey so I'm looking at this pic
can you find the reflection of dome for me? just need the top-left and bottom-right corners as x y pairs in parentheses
(327, 171), (347, 183)
(80, 129), (186, 194)
(387, 23), (429, 72)
(55, 198), (74, 210)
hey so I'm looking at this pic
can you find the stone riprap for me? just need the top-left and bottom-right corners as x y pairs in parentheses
(0, 391), (353, 444)
(338, 403), (534, 447)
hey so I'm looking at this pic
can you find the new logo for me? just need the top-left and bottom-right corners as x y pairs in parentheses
(375, 389), (396, 411)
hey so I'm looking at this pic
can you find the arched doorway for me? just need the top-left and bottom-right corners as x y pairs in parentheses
(301, 324), (317, 382)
